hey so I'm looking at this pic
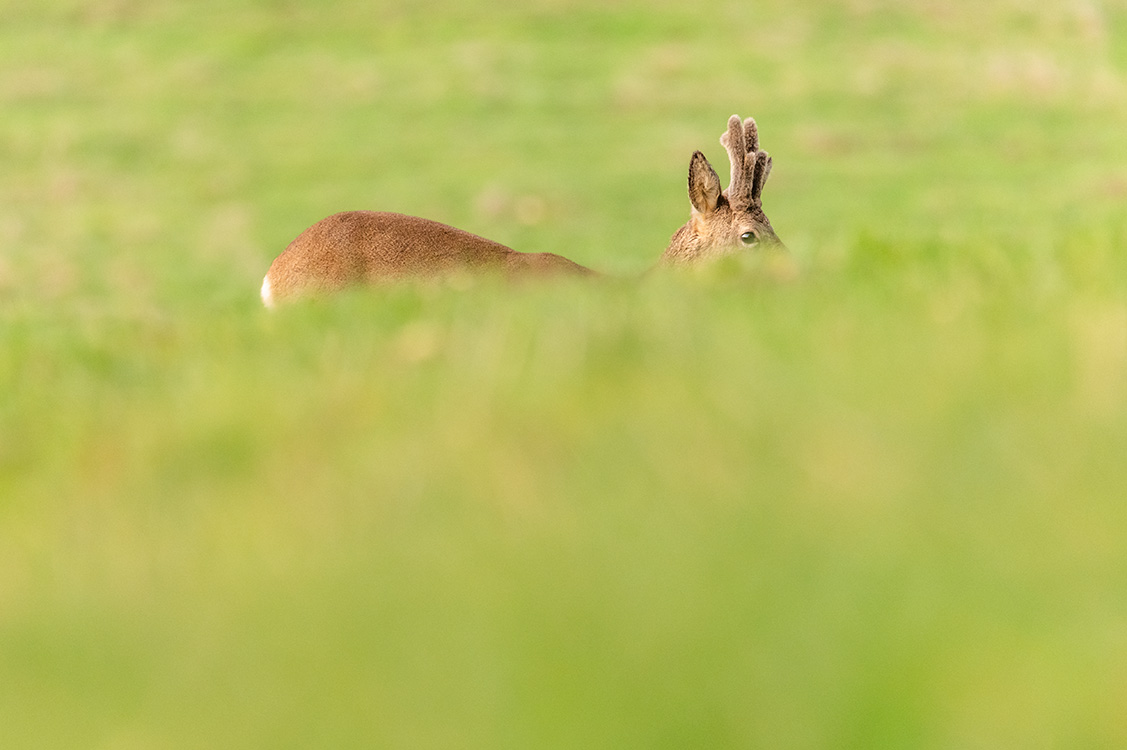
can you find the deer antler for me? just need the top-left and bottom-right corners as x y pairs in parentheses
(720, 115), (772, 212)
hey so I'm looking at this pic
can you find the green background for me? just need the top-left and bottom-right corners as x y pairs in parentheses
(3, 0), (1127, 747)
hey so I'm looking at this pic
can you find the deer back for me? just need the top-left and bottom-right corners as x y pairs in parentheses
(263, 210), (591, 305)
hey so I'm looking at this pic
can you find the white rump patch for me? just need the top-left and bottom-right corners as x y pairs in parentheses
(261, 275), (274, 308)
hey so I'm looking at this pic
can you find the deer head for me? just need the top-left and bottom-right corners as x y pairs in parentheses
(660, 115), (783, 265)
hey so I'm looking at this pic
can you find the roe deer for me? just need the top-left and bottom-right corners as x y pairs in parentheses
(261, 114), (782, 307)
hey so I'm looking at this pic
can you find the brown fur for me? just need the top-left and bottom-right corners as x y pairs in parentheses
(265, 211), (592, 301)
(262, 114), (781, 304)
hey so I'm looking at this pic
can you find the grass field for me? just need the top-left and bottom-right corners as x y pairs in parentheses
(3, 0), (1127, 747)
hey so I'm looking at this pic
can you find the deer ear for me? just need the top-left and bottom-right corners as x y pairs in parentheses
(687, 151), (722, 215)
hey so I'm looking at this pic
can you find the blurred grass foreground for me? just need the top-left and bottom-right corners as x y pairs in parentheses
(3, 0), (1127, 747)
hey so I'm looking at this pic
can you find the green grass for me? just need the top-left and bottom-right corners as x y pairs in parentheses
(3, 0), (1127, 747)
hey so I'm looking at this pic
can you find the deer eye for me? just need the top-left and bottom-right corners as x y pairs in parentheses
(740, 231), (758, 246)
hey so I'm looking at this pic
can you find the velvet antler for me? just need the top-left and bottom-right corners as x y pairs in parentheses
(720, 115), (771, 212)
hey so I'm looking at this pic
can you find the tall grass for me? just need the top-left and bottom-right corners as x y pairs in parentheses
(3, 1), (1127, 747)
